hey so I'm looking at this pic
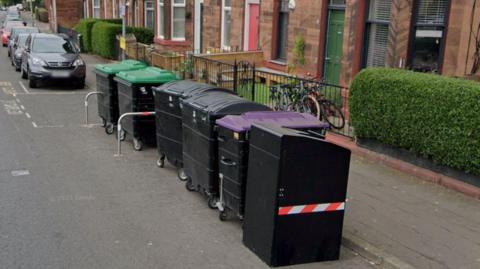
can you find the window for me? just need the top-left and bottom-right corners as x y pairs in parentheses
(364, 0), (391, 67)
(172, 0), (186, 40)
(409, 0), (449, 73)
(158, 0), (165, 38)
(92, 0), (100, 18)
(221, 0), (232, 49)
(275, 0), (289, 61)
(145, 1), (155, 30)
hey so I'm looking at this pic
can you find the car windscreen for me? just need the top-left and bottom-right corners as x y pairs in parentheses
(12, 28), (37, 39)
(5, 24), (23, 32)
(17, 35), (28, 47)
(32, 38), (77, 53)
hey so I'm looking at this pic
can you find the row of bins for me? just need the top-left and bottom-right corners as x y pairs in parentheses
(92, 63), (351, 267)
(153, 81), (231, 179)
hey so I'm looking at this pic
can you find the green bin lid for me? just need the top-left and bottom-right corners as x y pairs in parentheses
(95, 60), (147, 75)
(115, 67), (178, 84)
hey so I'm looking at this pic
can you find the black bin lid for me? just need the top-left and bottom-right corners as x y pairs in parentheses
(182, 91), (271, 116)
(153, 80), (232, 99)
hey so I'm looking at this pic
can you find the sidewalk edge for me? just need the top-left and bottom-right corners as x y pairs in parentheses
(326, 133), (480, 200)
(342, 232), (416, 269)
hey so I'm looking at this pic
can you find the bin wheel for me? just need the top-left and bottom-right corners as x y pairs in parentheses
(177, 168), (188, 181)
(101, 118), (107, 127)
(133, 138), (143, 151)
(156, 157), (165, 168)
(207, 196), (218, 209)
(219, 210), (229, 222)
(105, 124), (114, 135)
(185, 179), (196, 192)
(117, 129), (126, 141)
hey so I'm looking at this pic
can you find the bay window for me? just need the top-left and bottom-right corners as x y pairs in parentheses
(364, 0), (392, 67)
(221, 0), (232, 49)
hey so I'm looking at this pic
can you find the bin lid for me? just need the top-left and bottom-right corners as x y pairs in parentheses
(94, 60), (147, 75)
(182, 91), (271, 116)
(216, 111), (329, 132)
(153, 80), (231, 98)
(115, 67), (178, 84)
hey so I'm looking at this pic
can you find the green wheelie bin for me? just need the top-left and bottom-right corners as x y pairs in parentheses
(93, 60), (147, 134)
(114, 67), (178, 151)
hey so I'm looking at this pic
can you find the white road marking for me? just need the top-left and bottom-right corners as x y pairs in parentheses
(25, 112), (31, 118)
(11, 170), (30, 177)
(18, 81), (29, 94)
(15, 92), (86, 96)
(32, 122), (38, 128)
(2, 87), (15, 96)
(1, 100), (23, 115)
(20, 105), (25, 110)
(35, 124), (65, 128)
(15, 98), (20, 103)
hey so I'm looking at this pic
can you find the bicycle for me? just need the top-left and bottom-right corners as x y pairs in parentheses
(302, 84), (345, 130)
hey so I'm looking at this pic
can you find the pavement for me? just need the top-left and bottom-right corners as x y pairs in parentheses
(0, 10), (478, 269)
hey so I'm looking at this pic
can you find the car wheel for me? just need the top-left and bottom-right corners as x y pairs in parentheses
(75, 79), (85, 89)
(28, 77), (37, 88)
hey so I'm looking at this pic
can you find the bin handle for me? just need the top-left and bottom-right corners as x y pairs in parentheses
(220, 156), (236, 167)
(217, 136), (226, 142)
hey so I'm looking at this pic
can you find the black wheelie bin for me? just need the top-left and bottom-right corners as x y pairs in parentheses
(93, 60), (147, 134)
(114, 67), (178, 151)
(181, 91), (271, 208)
(243, 124), (351, 267)
(153, 81), (232, 180)
(215, 111), (329, 221)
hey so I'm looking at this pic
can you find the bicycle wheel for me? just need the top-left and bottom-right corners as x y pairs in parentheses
(320, 100), (345, 129)
(302, 96), (320, 119)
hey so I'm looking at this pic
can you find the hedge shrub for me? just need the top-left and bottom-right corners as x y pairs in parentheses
(126, 27), (154, 45)
(350, 68), (480, 175)
(74, 19), (99, 52)
(91, 22), (122, 59)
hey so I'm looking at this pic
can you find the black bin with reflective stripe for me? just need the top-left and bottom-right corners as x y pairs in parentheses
(242, 123), (351, 267)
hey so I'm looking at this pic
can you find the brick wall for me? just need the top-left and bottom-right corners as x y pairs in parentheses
(443, 0), (480, 77)
(260, 0), (324, 75)
(45, 0), (84, 29)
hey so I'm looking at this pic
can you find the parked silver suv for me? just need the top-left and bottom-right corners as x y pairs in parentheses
(21, 33), (85, 89)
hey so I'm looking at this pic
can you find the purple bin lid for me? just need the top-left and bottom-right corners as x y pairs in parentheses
(216, 111), (329, 132)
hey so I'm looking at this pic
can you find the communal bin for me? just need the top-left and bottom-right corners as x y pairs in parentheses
(215, 111), (329, 221)
(114, 67), (178, 151)
(93, 60), (147, 134)
(243, 123), (351, 267)
(153, 81), (232, 180)
(181, 91), (271, 208)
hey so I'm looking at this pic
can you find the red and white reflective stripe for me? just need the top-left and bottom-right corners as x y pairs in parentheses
(278, 202), (345, 216)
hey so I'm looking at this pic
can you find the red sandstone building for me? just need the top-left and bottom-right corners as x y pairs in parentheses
(47, 0), (480, 86)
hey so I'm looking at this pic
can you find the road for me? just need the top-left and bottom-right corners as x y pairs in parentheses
(0, 10), (479, 269)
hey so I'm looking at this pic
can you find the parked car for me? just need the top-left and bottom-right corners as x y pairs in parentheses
(21, 33), (86, 89)
(1, 21), (24, 46)
(0, 7), (7, 11)
(11, 33), (29, 71)
(8, 27), (39, 57)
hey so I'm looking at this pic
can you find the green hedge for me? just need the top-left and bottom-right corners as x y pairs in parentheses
(126, 27), (154, 45)
(350, 68), (480, 175)
(91, 22), (122, 59)
(74, 19), (99, 52)
(90, 22), (155, 59)
(74, 19), (122, 52)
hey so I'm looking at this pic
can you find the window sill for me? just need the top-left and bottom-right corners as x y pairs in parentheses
(269, 60), (287, 66)
(155, 38), (190, 47)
